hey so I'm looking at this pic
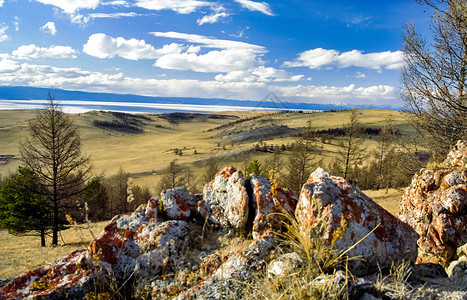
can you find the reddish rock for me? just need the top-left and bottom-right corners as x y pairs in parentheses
(160, 187), (196, 220)
(249, 174), (297, 240)
(88, 208), (189, 279)
(296, 168), (419, 275)
(198, 165), (249, 229)
(145, 196), (161, 221)
(398, 141), (467, 264)
(0, 250), (93, 299)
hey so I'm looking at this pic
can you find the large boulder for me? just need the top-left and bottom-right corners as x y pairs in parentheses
(198, 166), (249, 230)
(296, 168), (419, 275)
(249, 174), (297, 240)
(88, 205), (189, 280)
(398, 141), (467, 264)
(160, 187), (197, 220)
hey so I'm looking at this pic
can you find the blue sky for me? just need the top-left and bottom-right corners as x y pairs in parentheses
(0, 0), (431, 108)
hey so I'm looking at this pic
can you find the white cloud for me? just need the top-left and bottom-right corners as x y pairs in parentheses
(134, 0), (211, 14)
(35, 0), (101, 13)
(12, 44), (78, 59)
(83, 33), (183, 60)
(284, 48), (405, 70)
(0, 0), (4, 7)
(355, 72), (366, 78)
(233, 0), (274, 16)
(149, 31), (267, 73)
(40, 21), (57, 35)
(89, 12), (141, 18)
(0, 24), (9, 42)
(277, 84), (396, 104)
(70, 13), (91, 24)
(150, 31), (266, 52)
(154, 48), (259, 73)
(14, 17), (20, 32)
(197, 12), (229, 25)
(0, 59), (21, 72)
(102, 0), (129, 6)
(215, 66), (303, 83)
(0, 59), (400, 107)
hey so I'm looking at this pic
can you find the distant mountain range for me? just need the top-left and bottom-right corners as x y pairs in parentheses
(0, 86), (397, 113)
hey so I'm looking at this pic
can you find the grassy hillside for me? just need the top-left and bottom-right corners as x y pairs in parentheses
(0, 109), (415, 192)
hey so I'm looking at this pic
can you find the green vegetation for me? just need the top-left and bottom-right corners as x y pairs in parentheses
(20, 98), (92, 245)
(0, 167), (51, 246)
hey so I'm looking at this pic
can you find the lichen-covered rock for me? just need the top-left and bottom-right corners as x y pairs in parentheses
(198, 165), (249, 230)
(160, 187), (196, 220)
(444, 140), (467, 169)
(296, 168), (419, 275)
(145, 196), (162, 221)
(88, 207), (189, 281)
(398, 141), (467, 264)
(267, 252), (303, 278)
(0, 250), (93, 299)
(174, 236), (276, 300)
(249, 174), (297, 240)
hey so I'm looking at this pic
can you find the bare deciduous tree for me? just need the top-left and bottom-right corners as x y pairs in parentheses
(402, 0), (467, 156)
(20, 97), (92, 245)
(283, 121), (317, 192)
(335, 110), (366, 180)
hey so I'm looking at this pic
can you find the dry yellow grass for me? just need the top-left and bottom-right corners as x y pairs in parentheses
(363, 188), (404, 215)
(0, 109), (412, 186)
(0, 221), (108, 279)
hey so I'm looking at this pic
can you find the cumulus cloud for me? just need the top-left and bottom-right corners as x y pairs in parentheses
(82, 32), (266, 74)
(150, 31), (266, 52)
(285, 48), (405, 71)
(0, 58), (21, 72)
(0, 24), (9, 42)
(148, 31), (267, 73)
(12, 44), (78, 59)
(154, 48), (259, 73)
(40, 22), (57, 35)
(134, 0), (211, 14)
(284, 48), (405, 70)
(34, 0), (101, 13)
(83, 33), (183, 60)
(0, 1), (4, 8)
(197, 11), (229, 25)
(233, 0), (274, 16)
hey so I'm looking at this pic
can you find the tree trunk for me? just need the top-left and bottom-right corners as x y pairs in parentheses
(41, 228), (46, 247)
(52, 184), (58, 245)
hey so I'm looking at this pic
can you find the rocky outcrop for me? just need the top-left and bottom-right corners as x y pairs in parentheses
(3, 162), (467, 299)
(296, 168), (419, 275)
(249, 174), (297, 240)
(198, 165), (249, 230)
(398, 141), (467, 264)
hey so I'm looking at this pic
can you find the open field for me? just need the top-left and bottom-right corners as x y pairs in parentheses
(0, 108), (415, 194)
(0, 221), (108, 278)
